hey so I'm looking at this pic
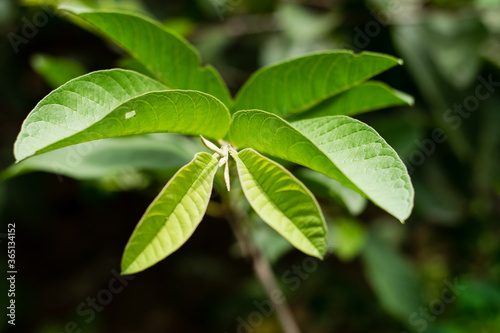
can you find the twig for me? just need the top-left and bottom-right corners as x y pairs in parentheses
(223, 194), (302, 333)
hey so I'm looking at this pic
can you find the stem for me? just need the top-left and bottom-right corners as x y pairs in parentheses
(224, 195), (302, 333)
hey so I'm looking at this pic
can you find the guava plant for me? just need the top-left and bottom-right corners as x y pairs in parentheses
(13, 6), (414, 277)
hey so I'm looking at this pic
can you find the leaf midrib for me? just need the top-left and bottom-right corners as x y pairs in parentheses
(124, 154), (215, 271)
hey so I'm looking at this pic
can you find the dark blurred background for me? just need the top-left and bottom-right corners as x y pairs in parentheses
(1, 0), (500, 332)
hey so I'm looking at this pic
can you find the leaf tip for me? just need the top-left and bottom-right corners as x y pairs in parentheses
(316, 252), (326, 261)
(120, 260), (139, 276)
(308, 246), (326, 260)
(120, 267), (131, 275)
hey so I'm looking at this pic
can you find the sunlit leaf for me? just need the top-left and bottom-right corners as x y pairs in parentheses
(121, 152), (218, 274)
(294, 81), (414, 120)
(229, 110), (414, 222)
(14, 69), (165, 161)
(14, 69), (231, 162)
(233, 51), (402, 117)
(60, 7), (232, 106)
(232, 148), (327, 258)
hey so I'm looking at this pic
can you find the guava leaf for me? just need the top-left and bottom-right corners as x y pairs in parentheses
(294, 81), (414, 120)
(60, 8), (232, 106)
(5, 134), (200, 180)
(122, 152), (218, 274)
(233, 51), (402, 117)
(229, 110), (414, 222)
(232, 148), (327, 258)
(14, 69), (231, 162)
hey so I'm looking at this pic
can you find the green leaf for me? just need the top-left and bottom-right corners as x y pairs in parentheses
(232, 51), (402, 117)
(232, 148), (327, 258)
(229, 110), (414, 222)
(5, 134), (200, 180)
(37, 0), (151, 14)
(117, 57), (156, 78)
(293, 81), (414, 120)
(14, 69), (166, 161)
(14, 70), (231, 162)
(60, 8), (232, 106)
(31, 53), (87, 88)
(121, 152), (218, 274)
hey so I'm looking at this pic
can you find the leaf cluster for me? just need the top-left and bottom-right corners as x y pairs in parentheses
(12, 6), (414, 274)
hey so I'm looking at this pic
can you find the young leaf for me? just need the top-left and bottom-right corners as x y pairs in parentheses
(232, 148), (327, 258)
(232, 51), (402, 117)
(60, 8), (232, 106)
(14, 70), (231, 162)
(229, 110), (414, 222)
(121, 152), (218, 274)
(293, 81), (414, 120)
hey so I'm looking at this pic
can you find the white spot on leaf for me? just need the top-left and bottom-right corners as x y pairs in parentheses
(125, 110), (136, 119)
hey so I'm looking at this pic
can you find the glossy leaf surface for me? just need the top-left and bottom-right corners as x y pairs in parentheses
(233, 51), (402, 117)
(294, 81), (414, 120)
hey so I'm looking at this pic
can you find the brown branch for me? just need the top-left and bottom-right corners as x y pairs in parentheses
(224, 197), (301, 333)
